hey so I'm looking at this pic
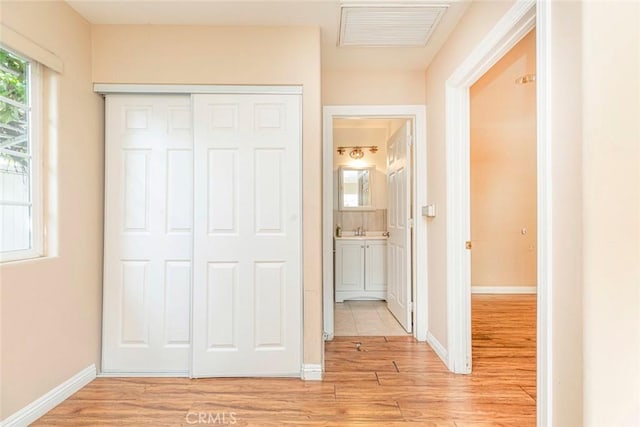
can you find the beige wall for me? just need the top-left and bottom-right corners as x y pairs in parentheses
(0, 0), (104, 419)
(323, 70), (426, 105)
(582, 1), (640, 425)
(547, 3), (585, 424)
(470, 29), (537, 288)
(92, 25), (323, 367)
(424, 0), (516, 352)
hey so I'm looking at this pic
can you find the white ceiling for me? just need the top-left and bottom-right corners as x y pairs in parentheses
(66, 0), (470, 71)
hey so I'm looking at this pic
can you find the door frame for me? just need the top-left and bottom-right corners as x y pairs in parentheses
(444, 0), (551, 424)
(322, 105), (428, 344)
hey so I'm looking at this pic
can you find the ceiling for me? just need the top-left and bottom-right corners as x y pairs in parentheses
(66, 0), (470, 71)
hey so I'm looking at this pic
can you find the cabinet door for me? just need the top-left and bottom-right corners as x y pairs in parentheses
(365, 240), (387, 291)
(335, 241), (365, 292)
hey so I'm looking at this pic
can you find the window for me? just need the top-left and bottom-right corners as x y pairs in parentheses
(0, 47), (42, 262)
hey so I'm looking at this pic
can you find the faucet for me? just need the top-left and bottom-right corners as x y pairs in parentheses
(355, 226), (366, 236)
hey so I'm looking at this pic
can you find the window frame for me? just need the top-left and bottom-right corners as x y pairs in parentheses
(0, 47), (43, 263)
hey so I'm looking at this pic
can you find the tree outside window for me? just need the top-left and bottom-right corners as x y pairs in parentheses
(0, 47), (37, 257)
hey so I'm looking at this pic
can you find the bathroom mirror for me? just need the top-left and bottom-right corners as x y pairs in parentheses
(338, 166), (374, 211)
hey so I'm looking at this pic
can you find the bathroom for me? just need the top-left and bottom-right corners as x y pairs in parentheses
(332, 117), (411, 336)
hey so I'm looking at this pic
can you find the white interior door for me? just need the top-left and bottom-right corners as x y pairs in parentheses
(102, 95), (193, 373)
(387, 121), (412, 332)
(191, 93), (302, 377)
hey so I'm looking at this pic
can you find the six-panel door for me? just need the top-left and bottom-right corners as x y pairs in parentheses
(191, 94), (302, 377)
(387, 120), (413, 333)
(102, 92), (302, 376)
(102, 95), (193, 373)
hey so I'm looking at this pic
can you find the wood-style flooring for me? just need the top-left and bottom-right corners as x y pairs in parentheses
(34, 295), (536, 426)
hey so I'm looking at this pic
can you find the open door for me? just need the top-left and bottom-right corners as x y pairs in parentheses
(386, 121), (412, 332)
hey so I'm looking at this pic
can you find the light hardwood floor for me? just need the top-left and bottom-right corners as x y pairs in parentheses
(34, 295), (536, 426)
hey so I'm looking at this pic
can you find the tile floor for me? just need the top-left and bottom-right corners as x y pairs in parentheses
(334, 300), (411, 336)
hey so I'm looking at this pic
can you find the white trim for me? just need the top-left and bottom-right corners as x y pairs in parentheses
(98, 371), (189, 378)
(413, 106), (428, 342)
(29, 62), (44, 260)
(0, 24), (63, 73)
(322, 105), (428, 349)
(471, 286), (537, 294)
(0, 60), (44, 263)
(1, 364), (95, 427)
(445, 0), (535, 375)
(447, 4), (536, 86)
(425, 331), (449, 368)
(93, 84), (303, 95)
(322, 109), (335, 341)
(300, 364), (323, 381)
(445, 84), (472, 374)
(536, 1), (553, 425)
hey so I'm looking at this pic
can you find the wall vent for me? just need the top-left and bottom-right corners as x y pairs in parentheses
(339, 3), (449, 47)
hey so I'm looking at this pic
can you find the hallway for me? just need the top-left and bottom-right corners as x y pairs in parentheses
(34, 295), (536, 425)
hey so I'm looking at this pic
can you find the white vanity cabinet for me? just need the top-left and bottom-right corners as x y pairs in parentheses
(335, 237), (387, 302)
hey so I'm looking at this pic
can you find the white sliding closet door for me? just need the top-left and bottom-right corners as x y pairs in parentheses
(102, 95), (193, 373)
(191, 94), (302, 377)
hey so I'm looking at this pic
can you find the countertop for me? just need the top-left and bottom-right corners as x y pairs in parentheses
(335, 232), (388, 240)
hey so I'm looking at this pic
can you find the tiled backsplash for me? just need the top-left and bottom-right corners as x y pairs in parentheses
(334, 209), (387, 234)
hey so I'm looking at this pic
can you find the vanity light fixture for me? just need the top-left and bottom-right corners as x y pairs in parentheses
(350, 147), (365, 159)
(337, 145), (378, 159)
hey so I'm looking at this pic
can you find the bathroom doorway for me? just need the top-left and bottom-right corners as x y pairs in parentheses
(322, 105), (427, 342)
(332, 117), (410, 336)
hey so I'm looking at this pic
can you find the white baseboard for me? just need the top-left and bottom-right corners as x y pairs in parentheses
(425, 331), (449, 369)
(471, 286), (537, 294)
(300, 364), (323, 381)
(1, 364), (96, 427)
(98, 371), (189, 378)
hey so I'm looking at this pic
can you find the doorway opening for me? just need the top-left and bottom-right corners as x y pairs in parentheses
(469, 25), (538, 404)
(332, 117), (411, 337)
(444, 0), (552, 422)
(322, 106), (427, 347)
